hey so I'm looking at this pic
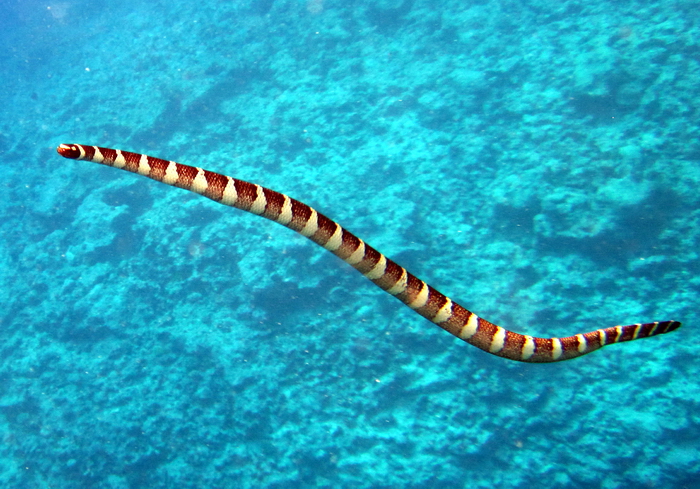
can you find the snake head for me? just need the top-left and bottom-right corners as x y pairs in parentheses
(57, 144), (82, 159)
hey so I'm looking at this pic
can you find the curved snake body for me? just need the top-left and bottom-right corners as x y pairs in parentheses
(57, 144), (680, 363)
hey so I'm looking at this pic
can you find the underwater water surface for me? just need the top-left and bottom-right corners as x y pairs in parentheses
(0, 0), (698, 487)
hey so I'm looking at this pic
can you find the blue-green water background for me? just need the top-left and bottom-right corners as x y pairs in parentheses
(1, 0), (698, 487)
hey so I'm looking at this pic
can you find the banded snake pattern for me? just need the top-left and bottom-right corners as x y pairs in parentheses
(57, 144), (680, 363)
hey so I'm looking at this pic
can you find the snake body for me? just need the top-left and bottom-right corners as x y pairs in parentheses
(57, 144), (680, 362)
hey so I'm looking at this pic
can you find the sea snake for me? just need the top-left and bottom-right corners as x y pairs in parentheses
(57, 144), (681, 363)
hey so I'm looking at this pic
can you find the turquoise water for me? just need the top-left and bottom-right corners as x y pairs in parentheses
(1, 0), (697, 487)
